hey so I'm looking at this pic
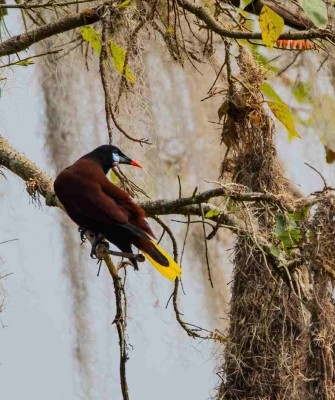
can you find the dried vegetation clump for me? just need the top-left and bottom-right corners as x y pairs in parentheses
(305, 196), (335, 399)
(216, 46), (335, 400)
(218, 47), (310, 399)
(221, 47), (284, 195)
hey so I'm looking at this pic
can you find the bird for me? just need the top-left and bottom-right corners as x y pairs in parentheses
(54, 145), (182, 281)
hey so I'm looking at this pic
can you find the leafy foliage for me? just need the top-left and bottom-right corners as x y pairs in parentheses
(274, 208), (309, 254)
(205, 209), (220, 218)
(118, 0), (131, 8)
(16, 59), (34, 67)
(268, 101), (300, 140)
(259, 5), (284, 48)
(80, 27), (135, 85)
(261, 82), (283, 103)
(109, 42), (136, 85)
(261, 82), (300, 140)
(81, 26), (102, 55)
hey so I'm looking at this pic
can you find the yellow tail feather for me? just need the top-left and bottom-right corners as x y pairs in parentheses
(142, 240), (182, 281)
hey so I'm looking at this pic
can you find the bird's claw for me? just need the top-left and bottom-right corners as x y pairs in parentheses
(135, 253), (145, 263)
(90, 239), (109, 259)
(78, 226), (87, 244)
(118, 260), (138, 271)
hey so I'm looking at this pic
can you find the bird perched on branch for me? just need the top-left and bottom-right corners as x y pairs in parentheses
(54, 145), (181, 281)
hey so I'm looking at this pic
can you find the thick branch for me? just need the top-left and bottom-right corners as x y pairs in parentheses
(1, 0), (332, 59)
(0, 134), (320, 232)
(0, 4), (106, 57)
(176, 0), (333, 41)
(0, 135), (239, 229)
(0, 135), (60, 207)
(0, 0), (95, 9)
(142, 189), (283, 214)
(227, 0), (315, 30)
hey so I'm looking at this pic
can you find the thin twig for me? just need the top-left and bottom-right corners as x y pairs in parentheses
(103, 254), (129, 400)
(175, 0), (332, 42)
(100, 13), (114, 144)
(0, 0), (96, 9)
(109, 104), (151, 145)
(85, 232), (129, 400)
(180, 215), (190, 266)
(0, 3), (107, 57)
(207, 59), (226, 95)
(152, 216), (178, 260)
(277, 51), (302, 77)
(199, 204), (214, 288)
(0, 50), (61, 69)
(0, 239), (19, 245)
(304, 162), (328, 189)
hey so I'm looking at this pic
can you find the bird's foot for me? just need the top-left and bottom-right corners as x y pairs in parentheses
(106, 250), (145, 263)
(118, 260), (137, 271)
(78, 226), (88, 244)
(90, 235), (109, 259)
(96, 259), (103, 276)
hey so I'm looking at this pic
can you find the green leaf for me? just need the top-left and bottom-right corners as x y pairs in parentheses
(205, 209), (220, 218)
(275, 214), (286, 238)
(292, 82), (312, 104)
(275, 214), (302, 253)
(16, 59), (34, 67)
(109, 170), (119, 184)
(261, 82), (283, 102)
(270, 246), (281, 258)
(289, 207), (309, 222)
(267, 101), (301, 140)
(259, 5), (284, 48)
(118, 0), (131, 8)
(81, 26), (101, 55)
(109, 42), (136, 85)
(248, 48), (278, 72)
(300, 0), (328, 28)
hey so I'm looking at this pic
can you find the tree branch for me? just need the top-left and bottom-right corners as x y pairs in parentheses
(0, 135), (60, 207)
(0, 0), (96, 9)
(227, 0), (315, 30)
(2, 134), (330, 287)
(0, 135), (240, 229)
(0, 0), (332, 59)
(176, 0), (333, 41)
(0, 134), (324, 233)
(0, 3), (107, 57)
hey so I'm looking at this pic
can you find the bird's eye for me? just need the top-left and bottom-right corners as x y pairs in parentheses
(112, 152), (120, 167)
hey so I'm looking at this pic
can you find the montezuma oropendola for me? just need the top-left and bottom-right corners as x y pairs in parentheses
(54, 145), (181, 281)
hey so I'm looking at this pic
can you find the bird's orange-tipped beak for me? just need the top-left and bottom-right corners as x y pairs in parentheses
(130, 160), (143, 168)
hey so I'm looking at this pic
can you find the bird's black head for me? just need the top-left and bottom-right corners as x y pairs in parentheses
(85, 145), (142, 174)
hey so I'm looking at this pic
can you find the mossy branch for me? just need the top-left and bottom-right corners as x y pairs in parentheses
(176, 0), (333, 41)
(0, 0), (333, 59)
(0, 135), (241, 227)
(0, 4), (107, 57)
(0, 134), (328, 226)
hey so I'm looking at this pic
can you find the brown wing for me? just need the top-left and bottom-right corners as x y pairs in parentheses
(54, 168), (129, 226)
(100, 178), (155, 238)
